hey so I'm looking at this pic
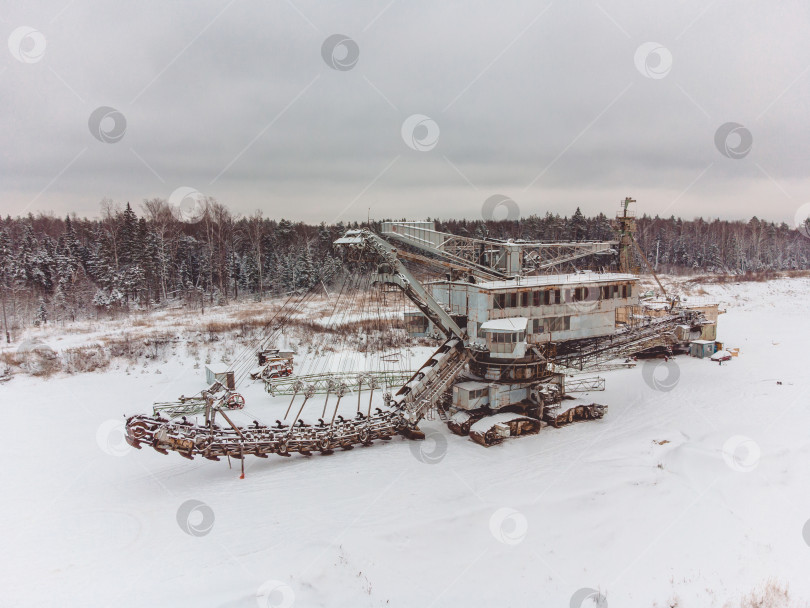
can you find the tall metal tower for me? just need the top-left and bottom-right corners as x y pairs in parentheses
(615, 197), (638, 274)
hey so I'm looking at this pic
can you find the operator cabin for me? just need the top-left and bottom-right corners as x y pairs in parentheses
(405, 271), (639, 355)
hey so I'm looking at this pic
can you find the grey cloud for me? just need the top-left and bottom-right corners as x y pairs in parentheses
(2, 0), (809, 223)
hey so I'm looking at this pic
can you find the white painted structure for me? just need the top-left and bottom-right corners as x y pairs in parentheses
(480, 317), (529, 358)
(417, 271), (640, 354)
(452, 380), (535, 411)
(452, 381), (491, 409)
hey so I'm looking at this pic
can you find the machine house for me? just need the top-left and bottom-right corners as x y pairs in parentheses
(410, 271), (640, 356)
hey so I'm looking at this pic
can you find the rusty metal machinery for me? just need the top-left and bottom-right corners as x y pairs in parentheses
(126, 408), (402, 461)
(125, 337), (467, 458)
(380, 221), (618, 277)
(124, 200), (714, 464)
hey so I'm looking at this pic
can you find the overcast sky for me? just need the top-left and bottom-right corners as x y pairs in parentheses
(3, 1), (810, 225)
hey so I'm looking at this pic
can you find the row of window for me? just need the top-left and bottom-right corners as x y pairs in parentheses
(483, 315), (572, 344)
(493, 284), (631, 308)
(490, 331), (527, 343)
(467, 388), (488, 399)
(532, 316), (571, 333)
(598, 284), (631, 299)
(494, 289), (561, 309)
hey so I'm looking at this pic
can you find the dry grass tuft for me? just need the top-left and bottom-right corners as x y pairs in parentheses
(688, 269), (810, 285)
(62, 345), (111, 373)
(2, 290), (429, 378)
(737, 579), (795, 608)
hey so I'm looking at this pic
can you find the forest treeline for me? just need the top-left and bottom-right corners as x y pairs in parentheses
(1, 198), (809, 338)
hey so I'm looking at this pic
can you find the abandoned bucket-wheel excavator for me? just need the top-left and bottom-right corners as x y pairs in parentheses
(124, 198), (717, 469)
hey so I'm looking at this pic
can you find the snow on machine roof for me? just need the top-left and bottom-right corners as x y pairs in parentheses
(471, 271), (637, 290)
(480, 317), (529, 331)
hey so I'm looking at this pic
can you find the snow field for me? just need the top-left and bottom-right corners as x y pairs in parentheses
(1, 277), (809, 607)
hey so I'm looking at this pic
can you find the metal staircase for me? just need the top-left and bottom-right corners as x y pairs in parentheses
(403, 349), (470, 423)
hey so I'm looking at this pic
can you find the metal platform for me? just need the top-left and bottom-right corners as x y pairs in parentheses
(564, 376), (606, 393)
(153, 400), (207, 417)
(263, 370), (416, 396)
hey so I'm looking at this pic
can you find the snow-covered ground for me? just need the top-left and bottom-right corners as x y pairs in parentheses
(2, 277), (810, 607)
